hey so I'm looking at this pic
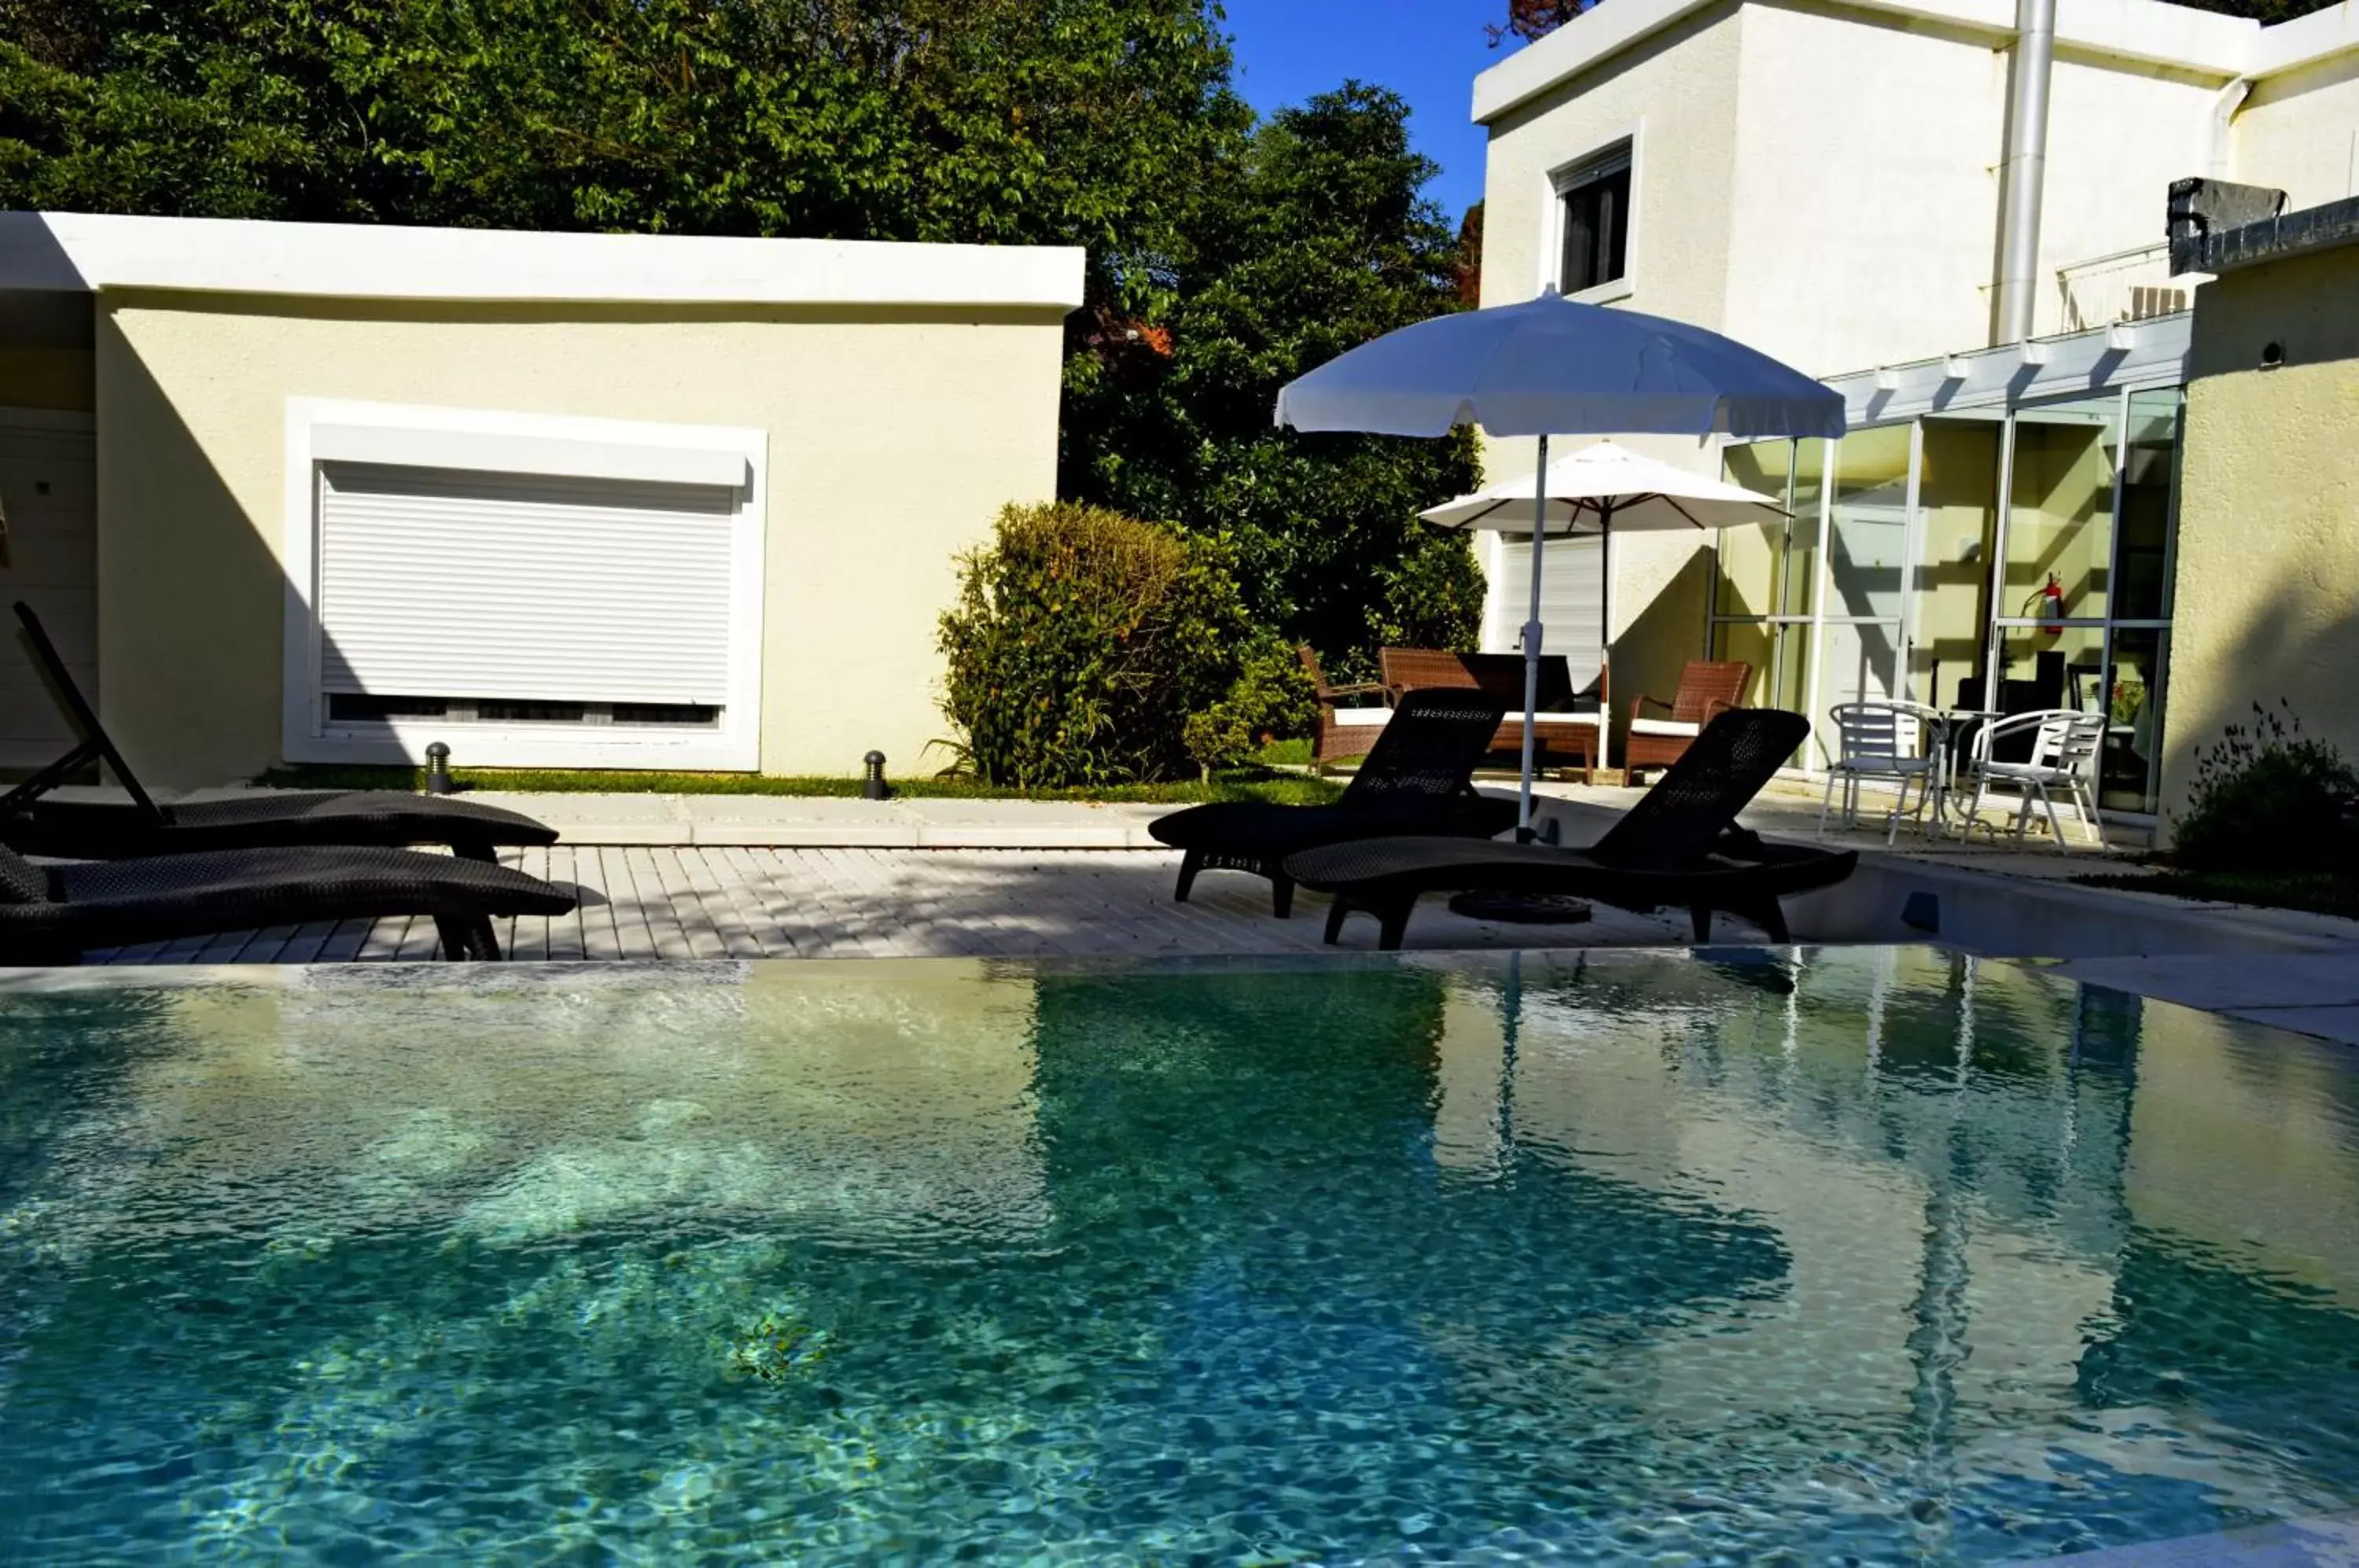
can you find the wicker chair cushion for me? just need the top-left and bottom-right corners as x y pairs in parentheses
(1508, 712), (1603, 727)
(0, 846), (54, 906)
(1630, 717), (1702, 738)
(1330, 708), (1392, 727)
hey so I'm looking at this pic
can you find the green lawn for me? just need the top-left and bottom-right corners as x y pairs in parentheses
(253, 763), (1343, 808)
(2077, 868), (2359, 922)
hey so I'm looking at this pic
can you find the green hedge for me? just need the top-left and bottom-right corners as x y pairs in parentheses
(937, 502), (1311, 788)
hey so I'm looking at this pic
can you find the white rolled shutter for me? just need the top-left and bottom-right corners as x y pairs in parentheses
(1485, 536), (1605, 689)
(316, 462), (738, 705)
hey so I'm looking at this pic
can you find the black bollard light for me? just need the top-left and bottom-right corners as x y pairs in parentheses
(424, 742), (455, 796)
(862, 750), (891, 801)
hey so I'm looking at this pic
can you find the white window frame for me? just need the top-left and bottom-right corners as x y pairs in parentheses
(282, 396), (767, 771)
(1540, 124), (1641, 306)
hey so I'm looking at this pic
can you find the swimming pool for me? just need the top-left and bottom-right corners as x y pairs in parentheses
(2, 950), (2356, 1563)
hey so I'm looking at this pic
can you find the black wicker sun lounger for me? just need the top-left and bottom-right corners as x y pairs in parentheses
(1149, 686), (1516, 918)
(5, 602), (557, 862)
(0, 841), (578, 965)
(1285, 708), (1857, 950)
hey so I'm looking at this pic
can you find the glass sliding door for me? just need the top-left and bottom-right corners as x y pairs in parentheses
(1713, 381), (2180, 817)
(1821, 423), (1912, 735)
(1908, 417), (2004, 711)
(1713, 439), (1817, 764)
(1988, 389), (2181, 815)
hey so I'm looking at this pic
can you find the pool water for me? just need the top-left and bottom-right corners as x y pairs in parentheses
(3, 951), (2358, 1564)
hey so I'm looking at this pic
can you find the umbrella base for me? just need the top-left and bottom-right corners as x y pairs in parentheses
(1447, 889), (1594, 926)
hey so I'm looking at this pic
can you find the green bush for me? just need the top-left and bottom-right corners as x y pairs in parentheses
(2172, 701), (2359, 874)
(938, 502), (1269, 788)
(1182, 638), (1318, 781)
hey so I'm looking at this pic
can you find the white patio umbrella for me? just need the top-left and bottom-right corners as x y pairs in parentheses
(1416, 440), (1790, 775)
(1276, 285), (1844, 834)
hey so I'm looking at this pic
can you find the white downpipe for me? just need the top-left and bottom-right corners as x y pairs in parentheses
(1518, 432), (1549, 836)
(2208, 77), (2251, 180)
(1993, 0), (2055, 344)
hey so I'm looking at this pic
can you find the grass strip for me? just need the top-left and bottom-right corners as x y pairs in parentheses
(2077, 868), (2359, 922)
(254, 763), (1345, 808)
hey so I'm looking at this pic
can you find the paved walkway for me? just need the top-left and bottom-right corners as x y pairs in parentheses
(50, 780), (2359, 1048)
(84, 845), (1698, 966)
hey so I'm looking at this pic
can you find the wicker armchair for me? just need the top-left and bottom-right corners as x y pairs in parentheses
(1377, 647), (1606, 782)
(1299, 646), (1393, 772)
(1625, 660), (1754, 775)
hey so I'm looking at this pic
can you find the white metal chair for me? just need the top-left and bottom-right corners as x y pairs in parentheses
(1952, 709), (2107, 850)
(1820, 701), (1935, 844)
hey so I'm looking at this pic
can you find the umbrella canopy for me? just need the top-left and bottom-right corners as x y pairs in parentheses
(1418, 440), (1787, 536)
(1276, 288), (1846, 441)
(1274, 286), (1842, 835)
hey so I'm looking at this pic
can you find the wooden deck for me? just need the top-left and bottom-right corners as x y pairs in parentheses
(84, 846), (1695, 965)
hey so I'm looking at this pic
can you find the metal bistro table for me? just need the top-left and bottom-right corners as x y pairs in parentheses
(1913, 706), (2003, 837)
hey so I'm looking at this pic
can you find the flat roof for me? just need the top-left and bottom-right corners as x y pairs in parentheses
(1474, 0), (2359, 124)
(0, 212), (1087, 311)
(2173, 193), (2359, 274)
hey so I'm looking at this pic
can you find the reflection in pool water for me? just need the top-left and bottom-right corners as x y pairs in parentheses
(2, 951), (2357, 1563)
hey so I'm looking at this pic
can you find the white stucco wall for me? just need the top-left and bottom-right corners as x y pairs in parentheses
(1720, 4), (2010, 373)
(2236, 53), (2359, 210)
(95, 295), (1067, 786)
(1478, 0), (2359, 381)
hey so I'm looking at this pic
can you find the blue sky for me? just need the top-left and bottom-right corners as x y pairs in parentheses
(1220, 0), (1521, 223)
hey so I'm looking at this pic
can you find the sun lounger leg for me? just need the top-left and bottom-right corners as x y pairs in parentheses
(1270, 871), (1295, 919)
(1377, 899), (1415, 951)
(1173, 848), (1203, 904)
(1690, 906), (1714, 942)
(434, 914), (503, 962)
(1744, 900), (1792, 944)
(1324, 898), (1353, 945)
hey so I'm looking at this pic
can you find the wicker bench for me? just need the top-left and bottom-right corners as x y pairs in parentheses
(1378, 647), (1605, 782)
(1297, 646), (1397, 771)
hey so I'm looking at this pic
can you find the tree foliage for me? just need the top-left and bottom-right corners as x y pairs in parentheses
(2, 3), (1481, 679)
(1061, 83), (1484, 677)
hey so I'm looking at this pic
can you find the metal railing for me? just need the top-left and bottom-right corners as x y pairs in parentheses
(2055, 242), (2203, 332)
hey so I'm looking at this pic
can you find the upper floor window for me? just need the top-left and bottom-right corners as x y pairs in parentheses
(1556, 144), (1632, 296)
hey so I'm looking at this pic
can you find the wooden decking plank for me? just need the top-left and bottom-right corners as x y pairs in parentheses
(355, 915), (410, 961)
(391, 914), (443, 961)
(803, 848), (905, 958)
(546, 846), (590, 961)
(628, 847), (703, 960)
(275, 921), (342, 965)
(678, 846), (772, 959)
(570, 846), (621, 961)
(647, 847), (734, 960)
(315, 918), (374, 963)
(600, 846), (683, 960)
(712, 847), (808, 956)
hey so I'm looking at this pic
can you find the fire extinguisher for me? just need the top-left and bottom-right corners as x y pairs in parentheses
(2026, 572), (2065, 635)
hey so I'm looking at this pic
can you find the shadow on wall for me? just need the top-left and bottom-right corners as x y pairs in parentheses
(94, 315), (286, 789)
(1610, 543), (1716, 756)
(2156, 557), (2359, 834)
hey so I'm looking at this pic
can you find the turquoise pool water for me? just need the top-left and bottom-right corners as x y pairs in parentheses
(3, 951), (2357, 1563)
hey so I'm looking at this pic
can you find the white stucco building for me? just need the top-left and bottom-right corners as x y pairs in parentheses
(0, 214), (1081, 786)
(1471, 0), (2359, 823)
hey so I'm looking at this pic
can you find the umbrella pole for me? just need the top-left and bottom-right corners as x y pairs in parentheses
(1600, 508), (1614, 778)
(1518, 434), (1549, 837)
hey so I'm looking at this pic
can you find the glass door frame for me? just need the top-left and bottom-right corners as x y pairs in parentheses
(1709, 385), (2182, 818)
(1981, 385), (2180, 820)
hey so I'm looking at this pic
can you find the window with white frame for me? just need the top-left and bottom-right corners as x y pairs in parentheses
(1555, 142), (1632, 296)
(282, 399), (767, 771)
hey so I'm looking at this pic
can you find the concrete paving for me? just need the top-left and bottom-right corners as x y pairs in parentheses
(34, 778), (2359, 1049)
